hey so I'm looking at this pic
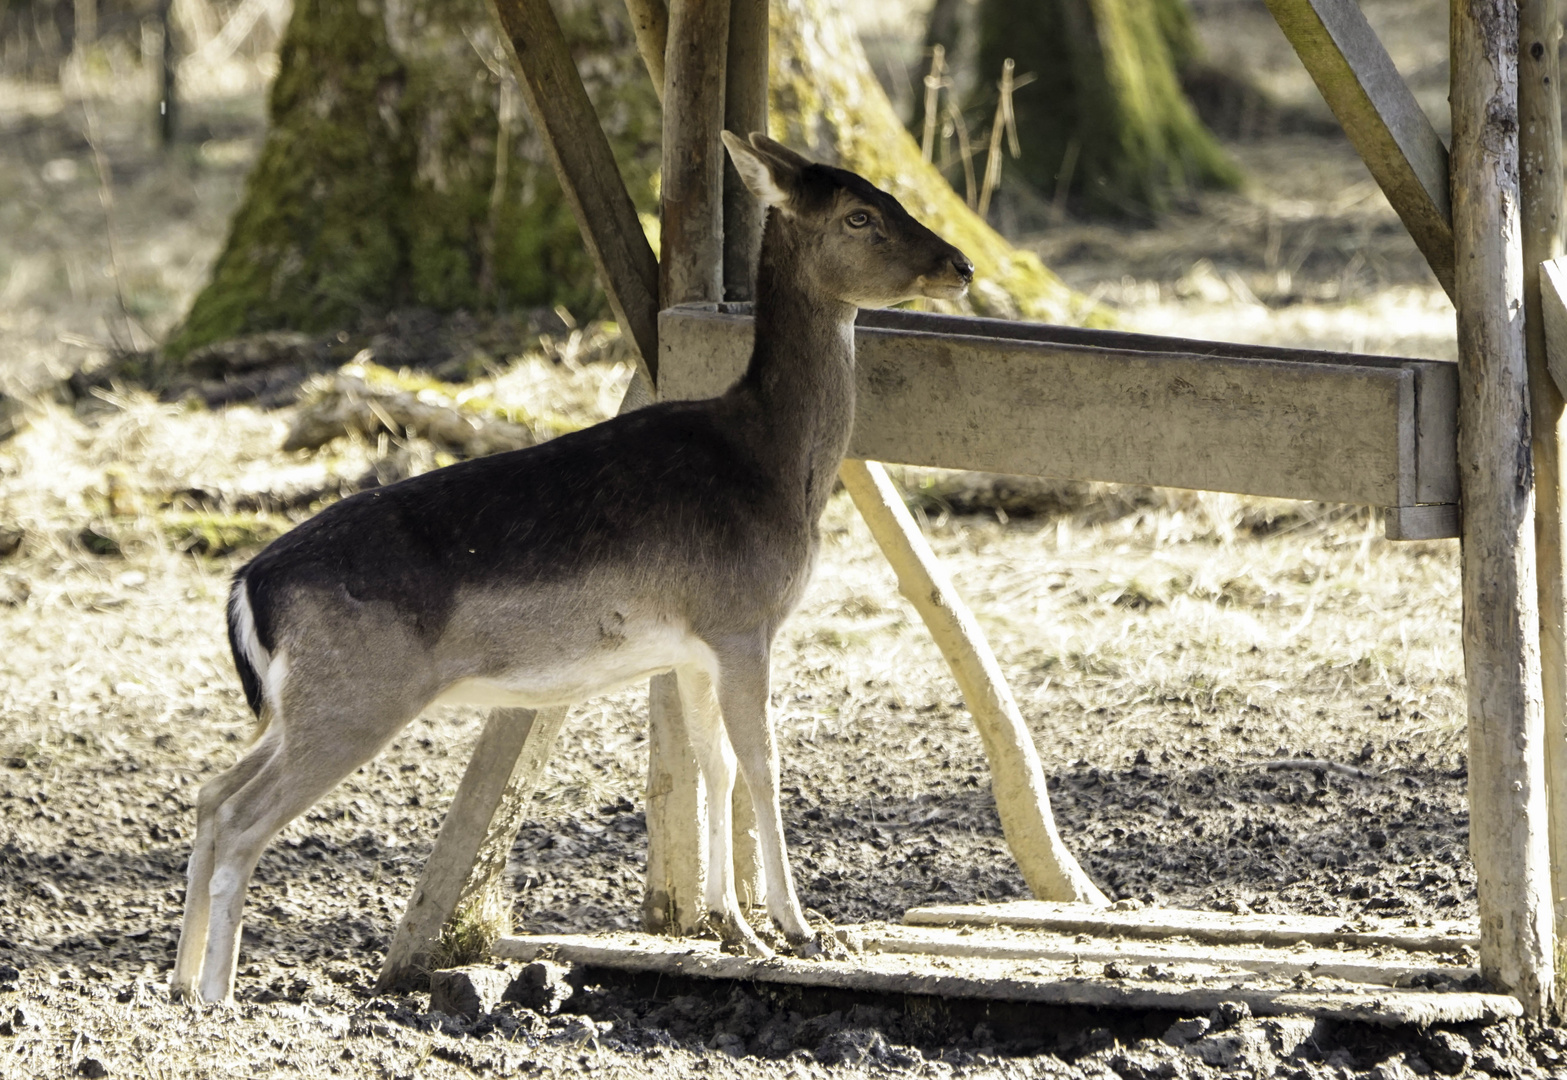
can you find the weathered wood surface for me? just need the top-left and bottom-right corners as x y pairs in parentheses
(904, 902), (1479, 953)
(660, 0), (730, 307)
(854, 924), (1475, 988)
(1519, 0), (1567, 946)
(623, 0), (669, 101)
(642, 674), (706, 933)
(486, 0), (661, 381)
(377, 706), (569, 990)
(493, 931), (1521, 1024)
(659, 305), (1459, 521)
(839, 459), (1104, 904)
(1452, 0), (1557, 1015)
(1542, 258), (1567, 398)
(722, 0), (768, 302)
(1263, 0), (1453, 299)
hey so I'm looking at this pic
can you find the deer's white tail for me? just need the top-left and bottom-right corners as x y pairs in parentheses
(226, 578), (273, 724)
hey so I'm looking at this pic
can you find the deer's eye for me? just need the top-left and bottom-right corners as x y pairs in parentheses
(846, 210), (871, 228)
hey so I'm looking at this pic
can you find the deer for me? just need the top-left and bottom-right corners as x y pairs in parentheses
(171, 131), (974, 1004)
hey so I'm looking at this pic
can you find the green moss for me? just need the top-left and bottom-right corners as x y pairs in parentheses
(167, 0), (662, 361)
(161, 512), (287, 557)
(975, 0), (1239, 217)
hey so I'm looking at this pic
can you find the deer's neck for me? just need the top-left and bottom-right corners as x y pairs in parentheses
(737, 215), (857, 521)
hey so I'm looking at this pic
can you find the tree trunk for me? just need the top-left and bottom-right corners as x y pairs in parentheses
(974, 0), (1237, 216)
(166, 0), (662, 358)
(168, 0), (1089, 359)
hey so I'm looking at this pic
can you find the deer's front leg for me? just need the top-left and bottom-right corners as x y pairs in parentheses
(675, 664), (771, 957)
(714, 638), (819, 951)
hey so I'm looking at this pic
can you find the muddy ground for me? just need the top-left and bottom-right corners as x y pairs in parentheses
(3, 0), (1566, 1077)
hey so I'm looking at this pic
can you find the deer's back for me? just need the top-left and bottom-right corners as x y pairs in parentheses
(239, 397), (810, 655)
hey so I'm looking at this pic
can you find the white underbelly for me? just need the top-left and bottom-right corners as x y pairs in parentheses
(430, 623), (718, 709)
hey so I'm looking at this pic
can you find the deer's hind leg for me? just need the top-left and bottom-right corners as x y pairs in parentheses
(172, 723), (281, 1001)
(674, 663), (771, 957)
(190, 650), (427, 1003)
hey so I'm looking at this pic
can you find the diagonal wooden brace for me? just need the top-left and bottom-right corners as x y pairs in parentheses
(377, 705), (569, 991)
(1264, 0), (1454, 300)
(839, 460), (1107, 904)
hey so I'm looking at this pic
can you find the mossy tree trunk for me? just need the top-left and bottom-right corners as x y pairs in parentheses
(166, 0), (661, 358)
(973, 0), (1237, 216)
(169, 0), (1092, 360)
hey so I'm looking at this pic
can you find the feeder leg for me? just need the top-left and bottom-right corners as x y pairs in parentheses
(839, 459), (1107, 905)
(1453, 0), (1556, 1014)
(377, 705), (569, 991)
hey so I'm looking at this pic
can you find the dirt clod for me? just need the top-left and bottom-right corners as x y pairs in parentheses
(429, 965), (513, 1020)
(505, 959), (574, 1015)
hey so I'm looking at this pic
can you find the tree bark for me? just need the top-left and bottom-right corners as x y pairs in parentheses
(167, 0), (1092, 359)
(166, 0), (662, 358)
(973, 0), (1236, 216)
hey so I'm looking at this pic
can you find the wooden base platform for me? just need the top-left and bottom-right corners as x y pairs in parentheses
(493, 904), (1520, 1026)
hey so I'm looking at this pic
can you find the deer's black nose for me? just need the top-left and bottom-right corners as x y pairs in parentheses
(951, 254), (975, 283)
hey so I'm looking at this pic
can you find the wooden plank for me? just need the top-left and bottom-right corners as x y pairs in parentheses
(493, 932), (1522, 1024)
(903, 902), (1478, 954)
(839, 460), (1104, 904)
(377, 706), (568, 991)
(855, 924), (1476, 989)
(1452, 0), (1557, 1015)
(1518, 0), (1567, 950)
(1263, 0), (1453, 299)
(1541, 258), (1567, 399)
(1385, 503), (1460, 541)
(658, 305), (1458, 515)
(487, 0), (661, 381)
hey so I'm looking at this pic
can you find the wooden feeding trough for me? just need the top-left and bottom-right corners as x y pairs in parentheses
(372, 0), (1567, 1021)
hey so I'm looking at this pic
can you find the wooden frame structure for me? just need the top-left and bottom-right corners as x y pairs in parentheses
(375, 0), (1567, 1018)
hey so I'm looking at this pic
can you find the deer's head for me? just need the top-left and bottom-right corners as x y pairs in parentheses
(722, 131), (974, 308)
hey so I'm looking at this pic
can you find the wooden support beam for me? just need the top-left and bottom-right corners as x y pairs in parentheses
(1264, 0), (1454, 300)
(659, 305), (1459, 526)
(660, 0), (730, 307)
(486, 0), (661, 381)
(642, 0), (731, 936)
(624, 0), (669, 101)
(722, 0), (767, 302)
(1519, 0), (1567, 950)
(377, 706), (568, 991)
(1452, 0), (1556, 1015)
(839, 460), (1106, 904)
(721, 0), (770, 913)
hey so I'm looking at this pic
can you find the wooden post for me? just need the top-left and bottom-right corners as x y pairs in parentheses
(377, 706), (569, 990)
(839, 460), (1107, 904)
(722, 0), (767, 302)
(1452, 0), (1556, 1014)
(642, 0), (732, 935)
(1518, 0), (1567, 951)
(722, 0), (770, 911)
(487, 0), (662, 381)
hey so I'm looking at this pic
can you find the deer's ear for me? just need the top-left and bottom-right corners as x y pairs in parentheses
(722, 130), (802, 210)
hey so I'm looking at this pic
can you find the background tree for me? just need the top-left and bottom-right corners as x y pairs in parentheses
(166, 0), (1092, 361)
(932, 0), (1239, 216)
